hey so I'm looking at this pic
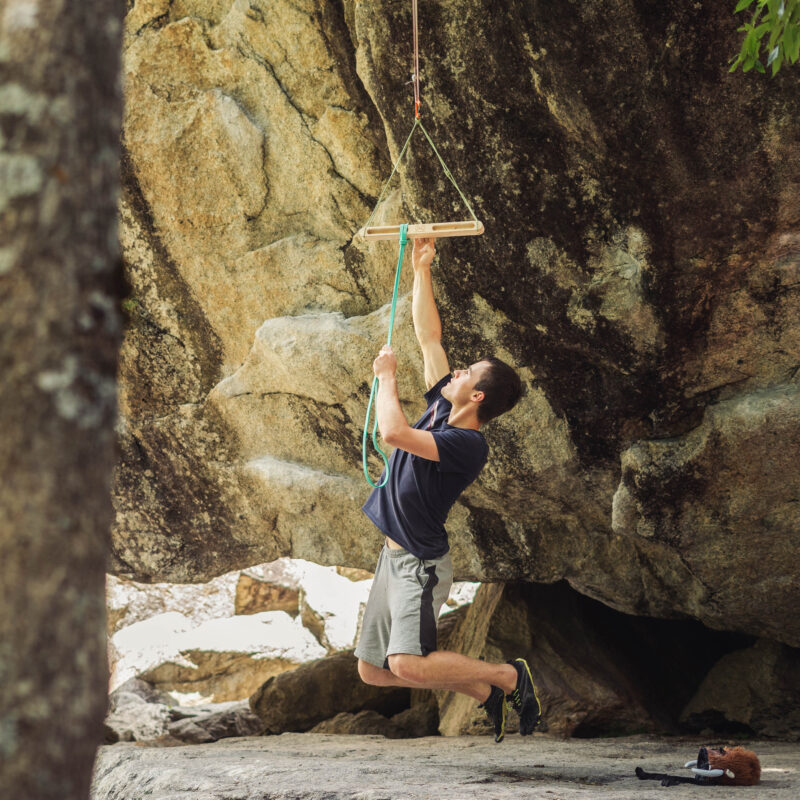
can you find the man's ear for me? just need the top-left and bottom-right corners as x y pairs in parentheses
(471, 390), (485, 403)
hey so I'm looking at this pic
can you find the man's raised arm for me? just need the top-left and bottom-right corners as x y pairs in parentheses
(412, 238), (450, 389)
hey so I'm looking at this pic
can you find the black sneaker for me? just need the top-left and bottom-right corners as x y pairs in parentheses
(506, 658), (542, 735)
(478, 685), (507, 743)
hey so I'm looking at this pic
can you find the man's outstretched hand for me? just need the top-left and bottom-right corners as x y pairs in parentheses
(412, 237), (435, 272)
(373, 345), (397, 380)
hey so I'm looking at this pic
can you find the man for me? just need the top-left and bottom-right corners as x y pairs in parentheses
(354, 237), (541, 743)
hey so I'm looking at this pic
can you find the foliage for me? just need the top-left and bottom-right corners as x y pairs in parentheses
(730, 0), (800, 75)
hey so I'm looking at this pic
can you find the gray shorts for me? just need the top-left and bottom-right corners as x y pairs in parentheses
(355, 543), (453, 669)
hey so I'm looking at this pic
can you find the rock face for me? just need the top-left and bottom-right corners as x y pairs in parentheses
(249, 651), (410, 733)
(104, 678), (263, 744)
(308, 704), (439, 739)
(91, 734), (800, 800)
(0, 1), (124, 798)
(106, 559), (379, 697)
(126, 610), (326, 701)
(437, 582), (760, 738)
(113, 0), (800, 654)
(235, 573), (299, 617)
(681, 639), (800, 741)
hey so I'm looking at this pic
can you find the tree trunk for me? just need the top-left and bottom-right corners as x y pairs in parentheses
(0, 1), (124, 797)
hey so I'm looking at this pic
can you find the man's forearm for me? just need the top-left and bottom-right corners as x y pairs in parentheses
(375, 375), (408, 442)
(412, 268), (442, 343)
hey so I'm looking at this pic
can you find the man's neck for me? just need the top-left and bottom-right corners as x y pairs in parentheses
(447, 404), (481, 431)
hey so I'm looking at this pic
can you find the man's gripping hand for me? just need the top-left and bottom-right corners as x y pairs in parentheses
(373, 345), (397, 380)
(412, 237), (435, 272)
(372, 344), (440, 462)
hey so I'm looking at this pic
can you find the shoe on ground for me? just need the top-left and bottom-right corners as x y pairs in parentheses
(506, 657), (542, 735)
(478, 684), (507, 743)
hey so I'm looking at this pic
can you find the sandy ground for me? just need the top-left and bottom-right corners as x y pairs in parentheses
(91, 733), (799, 799)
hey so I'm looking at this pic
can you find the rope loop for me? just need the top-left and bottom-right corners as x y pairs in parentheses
(362, 224), (409, 488)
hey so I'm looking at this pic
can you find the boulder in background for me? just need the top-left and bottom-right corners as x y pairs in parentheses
(250, 651), (410, 734)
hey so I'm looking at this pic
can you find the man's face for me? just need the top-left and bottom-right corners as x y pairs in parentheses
(441, 361), (490, 407)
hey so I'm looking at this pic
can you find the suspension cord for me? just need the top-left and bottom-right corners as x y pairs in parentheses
(412, 0), (421, 118)
(362, 117), (479, 232)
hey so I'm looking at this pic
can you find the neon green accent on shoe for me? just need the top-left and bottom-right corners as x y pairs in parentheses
(507, 658), (542, 735)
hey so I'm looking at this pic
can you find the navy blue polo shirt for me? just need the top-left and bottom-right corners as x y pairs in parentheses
(362, 373), (489, 559)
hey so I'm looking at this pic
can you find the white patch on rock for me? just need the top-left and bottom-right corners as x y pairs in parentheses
(278, 559), (373, 651)
(2, 0), (38, 32)
(174, 611), (327, 661)
(109, 609), (325, 692)
(110, 611), (197, 690)
(442, 582), (481, 614)
(0, 153), (43, 212)
(0, 245), (18, 275)
(106, 572), (240, 633)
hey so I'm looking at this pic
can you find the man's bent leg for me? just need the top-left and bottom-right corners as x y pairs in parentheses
(385, 654), (544, 738)
(358, 658), (492, 700)
(358, 659), (404, 687)
(387, 653), (516, 743)
(387, 651), (517, 699)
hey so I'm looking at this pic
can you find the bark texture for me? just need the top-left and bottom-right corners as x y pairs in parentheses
(0, 0), (124, 796)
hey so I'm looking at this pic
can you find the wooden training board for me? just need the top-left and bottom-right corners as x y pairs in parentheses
(359, 220), (484, 241)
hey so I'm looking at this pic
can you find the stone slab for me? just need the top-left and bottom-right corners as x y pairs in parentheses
(91, 734), (800, 800)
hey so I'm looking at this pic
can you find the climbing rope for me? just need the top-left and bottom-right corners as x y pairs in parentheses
(362, 224), (409, 488)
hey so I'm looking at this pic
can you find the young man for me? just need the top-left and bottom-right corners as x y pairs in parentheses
(354, 237), (541, 743)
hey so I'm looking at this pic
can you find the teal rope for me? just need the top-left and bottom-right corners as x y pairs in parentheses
(362, 224), (409, 488)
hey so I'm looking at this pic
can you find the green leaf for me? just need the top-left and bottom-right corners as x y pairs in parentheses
(733, 0), (800, 76)
(786, 23), (800, 60)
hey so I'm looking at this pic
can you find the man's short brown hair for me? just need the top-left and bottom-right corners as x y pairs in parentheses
(474, 356), (523, 423)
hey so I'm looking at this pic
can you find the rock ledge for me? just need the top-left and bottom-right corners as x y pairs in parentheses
(91, 734), (799, 799)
